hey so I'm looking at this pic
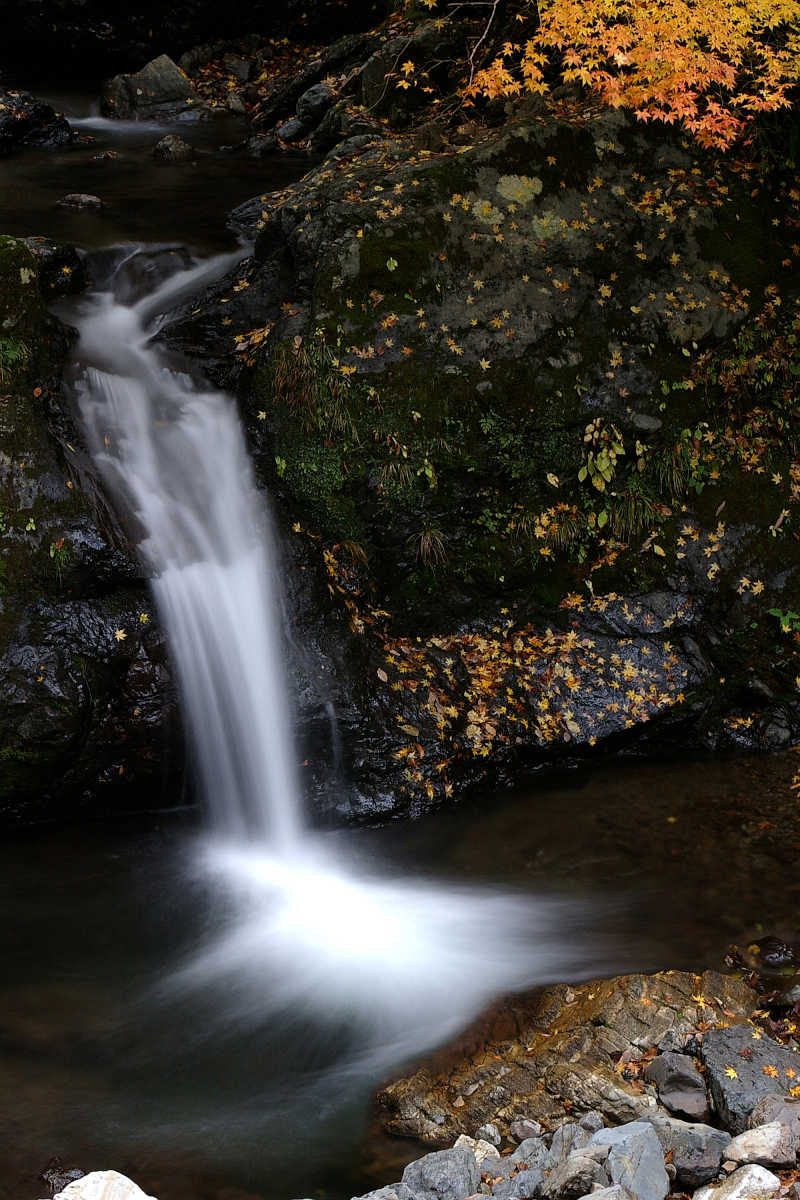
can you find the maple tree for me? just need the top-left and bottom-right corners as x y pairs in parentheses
(467, 0), (800, 147)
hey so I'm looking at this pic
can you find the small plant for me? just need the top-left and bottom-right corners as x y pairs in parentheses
(49, 536), (72, 583)
(769, 607), (800, 634)
(578, 418), (625, 493)
(0, 337), (30, 385)
(410, 523), (447, 567)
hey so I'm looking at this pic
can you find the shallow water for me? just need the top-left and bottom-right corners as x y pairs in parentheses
(0, 752), (798, 1200)
(0, 90), (308, 250)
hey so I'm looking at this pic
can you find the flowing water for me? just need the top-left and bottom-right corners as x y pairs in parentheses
(2, 95), (799, 1200)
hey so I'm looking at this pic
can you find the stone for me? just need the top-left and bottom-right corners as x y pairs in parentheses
(577, 1114), (605, 1134)
(55, 194), (104, 210)
(0, 89), (73, 154)
(353, 1187), (414, 1200)
(276, 117), (308, 142)
(48, 1172), (157, 1200)
(222, 53), (253, 82)
(701, 1026), (800, 1132)
(747, 1095), (800, 1137)
(22, 238), (87, 297)
(643, 1113), (730, 1188)
(490, 1168), (544, 1199)
(541, 1155), (609, 1200)
(549, 1124), (591, 1167)
(102, 55), (201, 120)
(296, 82), (335, 128)
(577, 1190), (635, 1200)
(725, 1121), (798, 1168)
(588, 1122), (669, 1200)
(401, 1146), (480, 1200)
(40, 1159), (85, 1198)
(693, 1163), (782, 1200)
(476, 1124), (502, 1146)
(510, 1121), (543, 1143)
(454, 1135), (502, 1166)
(153, 134), (195, 162)
(643, 1051), (710, 1121)
(511, 1139), (550, 1170)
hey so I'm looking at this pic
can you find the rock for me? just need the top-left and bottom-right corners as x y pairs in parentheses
(701, 1026), (800, 1132)
(102, 55), (202, 120)
(643, 1113), (730, 1188)
(693, 1163), (782, 1200)
(153, 134), (195, 162)
(578, 1114), (605, 1134)
(747, 1095), (800, 1136)
(549, 1124), (591, 1167)
(454, 1135), (502, 1165)
(643, 1051), (710, 1121)
(491, 1167), (545, 1199)
(577, 1189), (635, 1200)
(513, 1118), (544, 1137)
(476, 1123), (502, 1146)
(401, 1146), (480, 1200)
(22, 239), (88, 297)
(55, 194), (104, 210)
(47, 1171), (157, 1200)
(276, 117), (308, 143)
(511, 1139), (550, 1170)
(725, 1121), (798, 1168)
(40, 1159), (85, 1198)
(227, 93), (247, 114)
(296, 82), (335, 128)
(588, 1122), (669, 1200)
(378, 973), (755, 1143)
(0, 89), (73, 154)
(222, 53), (253, 82)
(353, 1188), (414, 1200)
(541, 1154), (608, 1199)
(510, 1121), (543, 1143)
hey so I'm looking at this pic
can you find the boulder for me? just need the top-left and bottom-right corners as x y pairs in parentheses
(0, 90), (73, 154)
(510, 1120), (543, 1143)
(22, 239), (88, 297)
(725, 1121), (798, 1169)
(643, 1051), (710, 1121)
(401, 1146), (480, 1200)
(747, 1095), (800, 1138)
(491, 1167), (545, 1199)
(296, 82), (335, 128)
(541, 1154), (608, 1199)
(548, 1124), (591, 1167)
(700, 1026), (800, 1133)
(276, 117), (308, 143)
(153, 134), (195, 162)
(588, 1122), (669, 1200)
(693, 1163), (782, 1200)
(102, 55), (202, 120)
(643, 1113), (730, 1188)
(47, 1171), (157, 1200)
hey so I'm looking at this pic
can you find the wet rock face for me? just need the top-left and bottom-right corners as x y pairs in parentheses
(377, 971), (755, 1143)
(0, 90), (73, 155)
(101, 55), (204, 121)
(0, 238), (181, 822)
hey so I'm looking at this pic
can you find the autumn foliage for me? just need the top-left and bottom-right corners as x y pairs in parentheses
(468, 0), (800, 148)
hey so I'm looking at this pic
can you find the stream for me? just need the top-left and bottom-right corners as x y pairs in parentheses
(1, 95), (799, 1200)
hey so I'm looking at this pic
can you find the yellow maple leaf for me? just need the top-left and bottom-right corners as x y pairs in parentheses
(724, 1065), (738, 1079)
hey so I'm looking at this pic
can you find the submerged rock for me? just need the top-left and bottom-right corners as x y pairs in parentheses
(0, 90), (73, 154)
(55, 194), (104, 210)
(152, 134), (195, 162)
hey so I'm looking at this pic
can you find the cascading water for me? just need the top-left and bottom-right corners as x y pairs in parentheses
(68, 245), (604, 1089)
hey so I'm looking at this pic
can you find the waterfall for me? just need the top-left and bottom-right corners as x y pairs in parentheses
(68, 246), (603, 1075)
(72, 248), (301, 847)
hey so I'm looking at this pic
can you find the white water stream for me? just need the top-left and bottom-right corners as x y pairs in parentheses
(70, 246), (599, 1079)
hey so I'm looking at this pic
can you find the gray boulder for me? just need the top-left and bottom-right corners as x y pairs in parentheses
(725, 1121), (798, 1168)
(748, 1095), (800, 1137)
(643, 1051), (710, 1121)
(548, 1124), (590, 1168)
(102, 55), (201, 120)
(510, 1121), (543, 1144)
(541, 1155), (608, 1200)
(701, 1026), (800, 1133)
(511, 1139), (550, 1170)
(588, 1122), (669, 1200)
(491, 1167), (544, 1198)
(276, 117), (307, 143)
(576, 1189), (635, 1200)
(643, 1113), (730, 1188)
(352, 1188), (414, 1200)
(693, 1163), (782, 1200)
(401, 1146), (479, 1200)
(577, 1113), (605, 1134)
(296, 82), (335, 128)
